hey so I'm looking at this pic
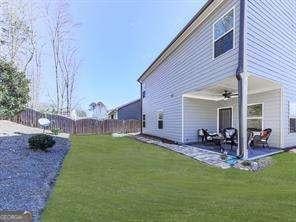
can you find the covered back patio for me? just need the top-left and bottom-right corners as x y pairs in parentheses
(182, 74), (283, 160)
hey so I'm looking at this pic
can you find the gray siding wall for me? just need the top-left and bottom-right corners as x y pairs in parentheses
(182, 90), (281, 147)
(246, 0), (296, 147)
(118, 100), (141, 120)
(183, 98), (217, 143)
(142, 0), (240, 142)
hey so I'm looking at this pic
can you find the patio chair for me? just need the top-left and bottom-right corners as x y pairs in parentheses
(222, 128), (237, 151)
(202, 129), (218, 145)
(197, 129), (204, 143)
(250, 128), (272, 149)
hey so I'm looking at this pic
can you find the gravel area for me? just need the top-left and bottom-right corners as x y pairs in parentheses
(0, 120), (69, 138)
(0, 121), (70, 221)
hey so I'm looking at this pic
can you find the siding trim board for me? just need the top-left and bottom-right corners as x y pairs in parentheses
(280, 88), (284, 148)
(181, 96), (184, 143)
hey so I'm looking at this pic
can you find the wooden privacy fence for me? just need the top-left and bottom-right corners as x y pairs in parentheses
(10, 108), (141, 134)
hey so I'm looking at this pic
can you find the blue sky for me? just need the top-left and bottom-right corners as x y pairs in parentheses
(42, 0), (206, 111)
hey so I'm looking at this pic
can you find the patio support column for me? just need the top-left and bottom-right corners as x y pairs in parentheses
(237, 73), (248, 159)
(236, 0), (247, 159)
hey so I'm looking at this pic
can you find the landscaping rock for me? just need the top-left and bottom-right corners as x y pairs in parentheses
(234, 157), (273, 171)
(0, 134), (70, 222)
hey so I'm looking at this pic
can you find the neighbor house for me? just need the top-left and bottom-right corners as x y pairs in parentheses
(138, 0), (296, 159)
(108, 99), (141, 120)
(90, 102), (108, 119)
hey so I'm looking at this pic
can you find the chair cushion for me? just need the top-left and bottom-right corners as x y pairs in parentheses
(198, 130), (204, 136)
(225, 129), (236, 138)
(207, 136), (213, 140)
(260, 130), (269, 139)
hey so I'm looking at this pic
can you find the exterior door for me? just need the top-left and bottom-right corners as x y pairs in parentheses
(219, 108), (232, 132)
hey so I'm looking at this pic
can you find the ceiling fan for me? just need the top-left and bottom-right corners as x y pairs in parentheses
(222, 90), (238, 100)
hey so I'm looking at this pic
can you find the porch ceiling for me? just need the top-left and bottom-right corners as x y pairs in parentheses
(183, 75), (281, 101)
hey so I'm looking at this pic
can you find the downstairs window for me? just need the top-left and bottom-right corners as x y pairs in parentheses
(289, 102), (296, 133)
(142, 114), (146, 128)
(157, 112), (163, 129)
(247, 104), (263, 131)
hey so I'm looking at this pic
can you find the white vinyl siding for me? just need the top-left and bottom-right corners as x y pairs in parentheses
(183, 98), (217, 143)
(142, 0), (240, 142)
(246, 0), (296, 147)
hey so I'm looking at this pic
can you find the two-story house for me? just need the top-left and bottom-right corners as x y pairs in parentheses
(138, 0), (296, 159)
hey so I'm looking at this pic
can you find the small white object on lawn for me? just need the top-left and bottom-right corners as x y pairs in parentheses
(38, 118), (50, 127)
(38, 118), (50, 133)
(112, 133), (126, 138)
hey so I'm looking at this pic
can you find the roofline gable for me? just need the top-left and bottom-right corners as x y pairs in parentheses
(138, 0), (225, 83)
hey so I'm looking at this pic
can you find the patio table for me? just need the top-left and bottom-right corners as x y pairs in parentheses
(212, 135), (225, 152)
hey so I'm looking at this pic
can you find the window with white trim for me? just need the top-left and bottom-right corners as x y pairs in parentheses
(289, 102), (296, 133)
(247, 104), (263, 131)
(157, 112), (163, 129)
(213, 9), (234, 58)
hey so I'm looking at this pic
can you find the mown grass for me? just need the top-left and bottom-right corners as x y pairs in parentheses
(42, 135), (296, 222)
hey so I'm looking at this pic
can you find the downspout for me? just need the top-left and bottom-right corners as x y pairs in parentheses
(236, 0), (246, 158)
(140, 83), (143, 134)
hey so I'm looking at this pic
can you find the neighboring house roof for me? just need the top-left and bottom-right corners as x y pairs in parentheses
(108, 99), (140, 115)
(138, 0), (218, 83)
(91, 101), (108, 119)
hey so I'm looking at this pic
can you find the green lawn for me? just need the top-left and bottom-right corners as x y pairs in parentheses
(42, 135), (296, 222)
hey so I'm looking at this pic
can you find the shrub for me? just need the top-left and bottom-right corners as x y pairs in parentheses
(0, 60), (30, 119)
(28, 134), (56, 151)
(51, 128), (60, 135)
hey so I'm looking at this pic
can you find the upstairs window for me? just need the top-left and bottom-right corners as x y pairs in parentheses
(158, 112), (163, 129)
(213, 9), (234, 58)
(142, 90), (146, 98)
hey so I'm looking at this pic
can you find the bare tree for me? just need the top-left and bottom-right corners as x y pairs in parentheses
(28, 45), (43, 108)
(60, 45), (80, 115)
(0, 1), (37, 70)
(45, 0), (79, 114)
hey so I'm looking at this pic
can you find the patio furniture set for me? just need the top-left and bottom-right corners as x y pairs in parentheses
(197, 128), (272, 153)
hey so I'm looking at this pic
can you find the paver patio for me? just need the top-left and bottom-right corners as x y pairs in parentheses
(135, 135), (231, 169)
